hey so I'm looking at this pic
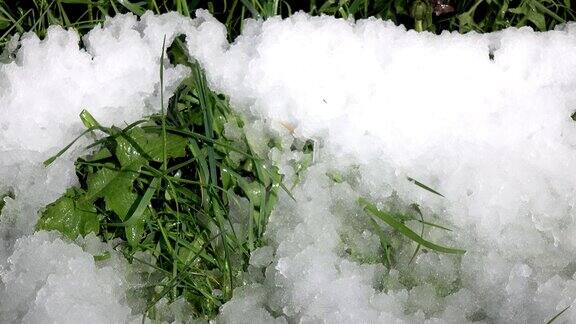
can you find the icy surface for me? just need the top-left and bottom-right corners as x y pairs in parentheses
(3, 9), (576, 324)
(1, 232), (138, 323)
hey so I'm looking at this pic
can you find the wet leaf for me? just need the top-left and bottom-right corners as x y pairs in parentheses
(37, 187), (99, 240)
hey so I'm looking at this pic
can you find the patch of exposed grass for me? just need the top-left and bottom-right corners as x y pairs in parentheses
(38, 43), (284, 318)
(33, 26), (464, 320)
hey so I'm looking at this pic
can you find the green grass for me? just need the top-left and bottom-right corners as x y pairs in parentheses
(359, 197), (465, 255)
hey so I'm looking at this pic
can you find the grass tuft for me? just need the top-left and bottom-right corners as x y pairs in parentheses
(38, 49), (283, 318)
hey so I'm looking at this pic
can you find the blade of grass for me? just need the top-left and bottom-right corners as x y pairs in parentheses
(160, 35), (168, 172)
(546, 305), (571, 324)
(359, 197), (465, 254)
(43, 126), (107, 166)
(407, 176), (445, 197)
(123, 177), (161, 226)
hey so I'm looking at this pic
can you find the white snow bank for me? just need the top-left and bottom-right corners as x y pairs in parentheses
(3, 9), (576, 324)
(185, 11), (576, 323)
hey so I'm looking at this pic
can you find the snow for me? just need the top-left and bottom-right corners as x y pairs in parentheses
(1, 232), (138, 323)
(2, 9), (576, 324)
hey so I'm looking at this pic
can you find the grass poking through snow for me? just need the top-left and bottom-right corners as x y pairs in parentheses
(38, 45), (284, 318)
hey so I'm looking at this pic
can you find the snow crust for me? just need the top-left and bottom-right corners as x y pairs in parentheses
(3, 9), (576, 324)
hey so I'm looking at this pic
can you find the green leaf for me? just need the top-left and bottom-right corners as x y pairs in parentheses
(84, 163), (155, 246)
(358, 197), (465, 254)
(85, 165), (139, 203)
(36, 187), (99, 240)
(115, 132), (148, 167)
(83, 164), (150, 246)
(116, 127), (187, 166)
(106, 188), (140, 221)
